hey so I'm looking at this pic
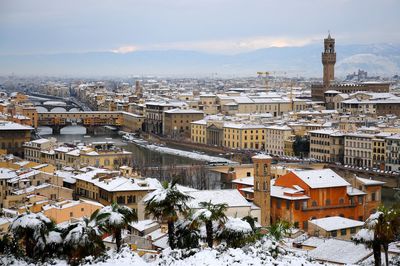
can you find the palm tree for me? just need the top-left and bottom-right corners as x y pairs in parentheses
(267, 220), (292, 242)
(194, 201), (227, 248)
(62, 209), (106, 264)
(216, 217), (253, 248)
(97, 202), (137, 252)
(354, 206), (400, 266)
(379, 207), (400, 266)
(175, 218), (200, 249)
(9, 212), (54, 259)
(144, 179), (192, 249)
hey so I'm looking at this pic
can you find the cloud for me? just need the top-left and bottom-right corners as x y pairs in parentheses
(111, 45), (139, 54)
(111, 36), (319, 55)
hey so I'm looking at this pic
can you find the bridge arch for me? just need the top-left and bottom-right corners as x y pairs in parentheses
(50, 107), (67, 112)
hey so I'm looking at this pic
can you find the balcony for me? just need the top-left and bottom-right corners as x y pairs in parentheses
(301, 202), (357, 211)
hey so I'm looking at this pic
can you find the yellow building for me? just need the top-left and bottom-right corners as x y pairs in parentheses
(79, 142), (132, 170)
(42, 199), (104, 224)
(372, 136), (386, 170)
(190, 120), (207, 144)
(223, 123), (266, 150)
(0, 121), (32, 157)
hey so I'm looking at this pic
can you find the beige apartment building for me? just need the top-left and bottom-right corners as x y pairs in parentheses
(74, 169), (160, 220)
(265, 125), (293, 156)
(309, 129), (344, 163)
(163, 108), (204, 138)
(199, 94), (219, 115)
(344, 133), (374, 167)
(24, 138), (56, 163)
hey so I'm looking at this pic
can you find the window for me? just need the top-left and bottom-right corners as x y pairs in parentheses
(294, 222), (299, 228)
(358, 196), (363, 204)
(117, 196), (126, 204)
(312, 201), (317, 207)
(295, 201), (300, 210)
(303, 221), (308, 230)
(286, 200), (290, 209)
(339, 198), (344, 204)
(350, 227), (356, 234)
(277, 199), (281, 209)
(325, 199), (331, 206)
(81, 208), (84, 212)
(127, 195), (136, 204)
(331, 230), (337, 237)
(371, 192), (376, 201)
(341, 229), (347, 236)
(70, 212), (73, 217)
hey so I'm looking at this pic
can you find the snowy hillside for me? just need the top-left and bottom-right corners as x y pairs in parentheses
(1, 238), (324, 266)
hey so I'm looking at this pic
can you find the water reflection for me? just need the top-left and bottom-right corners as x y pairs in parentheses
(37, 126), (201, 168)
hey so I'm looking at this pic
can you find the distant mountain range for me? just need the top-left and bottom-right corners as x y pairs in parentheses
(1, 43), (399, 77)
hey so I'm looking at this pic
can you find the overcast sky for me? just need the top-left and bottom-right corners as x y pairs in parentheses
(1, 0), (399, 55)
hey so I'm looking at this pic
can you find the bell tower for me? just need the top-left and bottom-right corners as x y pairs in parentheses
(322, 33), (336, 86)
(252, 154), (272, 226)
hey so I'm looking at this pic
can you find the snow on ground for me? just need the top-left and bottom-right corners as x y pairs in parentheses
(145, 144), (236, 164)
(0, 238), (325, 266)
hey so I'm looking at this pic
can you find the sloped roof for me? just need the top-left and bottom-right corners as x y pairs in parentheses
(292, 169), (350, 188)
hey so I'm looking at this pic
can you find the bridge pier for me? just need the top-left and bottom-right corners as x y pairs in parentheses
(86, 126), (95, 135)
(52, 125), (61, 134)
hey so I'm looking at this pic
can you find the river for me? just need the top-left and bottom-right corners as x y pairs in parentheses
(37, 125), (202, 168)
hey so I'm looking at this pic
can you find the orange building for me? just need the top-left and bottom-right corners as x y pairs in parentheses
(232, 166), (382, 229)
(271, 169), (367, 229)
(353, 176), (385, 216)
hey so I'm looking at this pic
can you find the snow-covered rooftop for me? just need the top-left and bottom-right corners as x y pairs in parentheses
(187, 189), (251, 208)
(0, 121), (32, 131)
(291, 169), (350, 189)
(309, 216), (364, 231)
(356, 176), (386, 186)
(307, 238), (372, 264)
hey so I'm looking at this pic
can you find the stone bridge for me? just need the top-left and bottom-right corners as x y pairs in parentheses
(37, 111), (144, 134)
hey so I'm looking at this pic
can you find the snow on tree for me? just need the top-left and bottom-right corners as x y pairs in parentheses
(216, 217), (254, 248)
(9, 212), (54, 259)
(144, 180), (192, 250)
(97, 203), (137, 252)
